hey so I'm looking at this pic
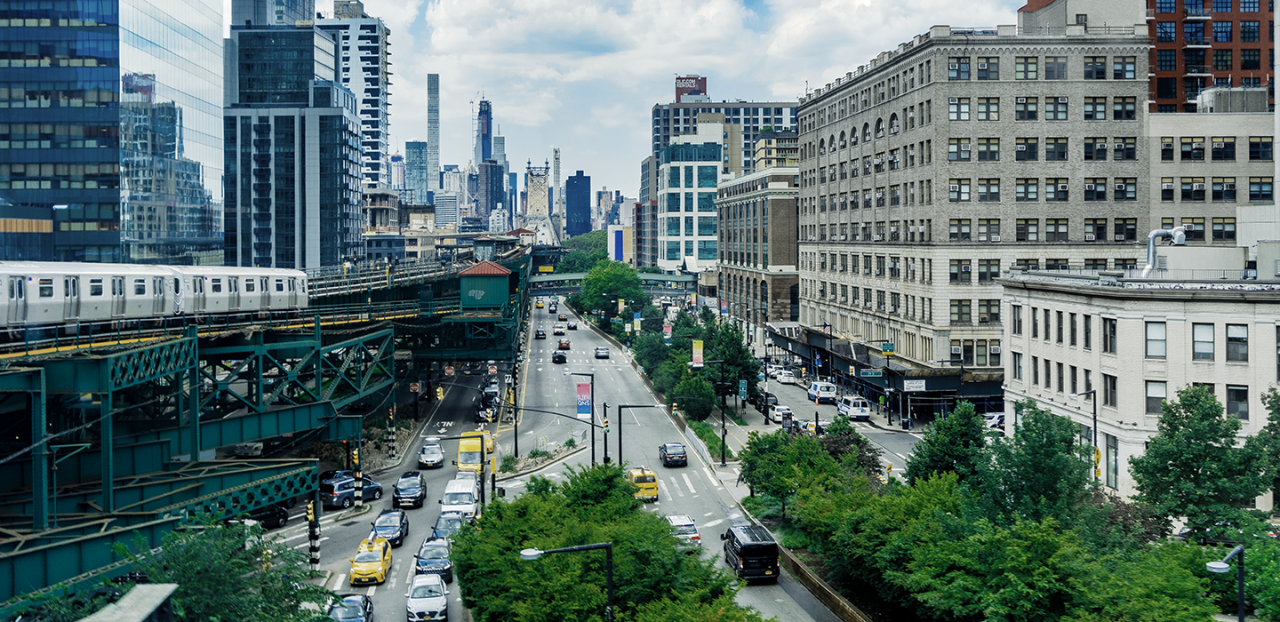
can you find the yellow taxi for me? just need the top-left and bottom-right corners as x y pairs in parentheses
(627, 467), (659, 502)
(349, 535), (393, 586)
(536, 300), (544, 308)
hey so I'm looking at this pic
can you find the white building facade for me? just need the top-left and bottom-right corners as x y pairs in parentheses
(656, 118), (724, 272)
(318, 0), (391, 187)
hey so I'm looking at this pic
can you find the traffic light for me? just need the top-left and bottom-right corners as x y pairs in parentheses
(602, 418), (609, 434)
(305, 500), (316, 522)
(352, 448), (360, 466)
(436, 387), (444, 401)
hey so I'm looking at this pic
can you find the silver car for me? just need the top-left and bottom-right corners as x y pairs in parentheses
(405, 573), (449, 621)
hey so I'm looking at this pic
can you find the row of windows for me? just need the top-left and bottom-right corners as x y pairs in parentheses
(949, 96), (1137, 121)
(948, 56), (1136, 81)
(1144, 321), (1250, 362)
(1159, 136), (1272, 161)
(804, 283), (935, 324)
(1156, 20), (1266, 43)
(664, 240), (717, 261)
(1158, 177), (1272, 202)
(1155, 48), (1270, 73)
(1155, 0), (1266, 13)
(940, 178), (1140, 202)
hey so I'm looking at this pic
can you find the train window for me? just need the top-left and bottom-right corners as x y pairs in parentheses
(173, 278), (181, 294)
(89, 279), (103, 296)
(39, 279), (53, 298)
(133, 279), (145, 295)
(245, 279), (255, 293)
(211, 278), (222, 293)
(229, 278), (237, 293)
(275, 279), (284, 292)
(288, 279), (296, 291)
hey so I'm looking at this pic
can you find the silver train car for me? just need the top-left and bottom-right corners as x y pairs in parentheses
(0, 262), (308, 330)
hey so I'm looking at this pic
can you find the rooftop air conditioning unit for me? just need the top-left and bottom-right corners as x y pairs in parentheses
(991, 235), (1002, 242)
(1085, 233), (1096, 241)
(1161, 183), (1174, 189)
(1085, 184), (1095, 190)
(951, 346), (963, 354)
(1225, 183), (1236, 190)
(1115, 183), (1126, 190)
(1058, 184), (1069, 191)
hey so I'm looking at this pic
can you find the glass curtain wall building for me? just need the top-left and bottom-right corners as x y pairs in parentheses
(0, 0), (226, 263)
(656, 122), (722, 272)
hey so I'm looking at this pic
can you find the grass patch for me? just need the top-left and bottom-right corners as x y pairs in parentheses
(688, 420), (734, 461)
(526, 448), (552, 461)
(564, 437), (576, 449)
(500, 454), (518, 473)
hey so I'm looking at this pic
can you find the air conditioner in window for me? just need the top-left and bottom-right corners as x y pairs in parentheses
(962, 265), (972, 271)
(1193, 142), (1205, 148)
(873, 158), (882, 164)
(948, 97), (959, 103)
(875, 269), (882, 275)
(830, 294), (838, 300)
(1096, 144), (1107, 150)
(1058, 184), (1069, 191)
(1224, 182), (1237, 190)
(979, 315), (990, 323)
(978, 62), (988, 69)
(1213, 142), (1225, 149)
(978, 234), (988, 241)
(840, 296), (848, 303)
(1058, 97), (1069, 103)
(1085, 184), (1095, 190)
(1162, 142), (1174, 149)
(1193, 183), (1206, 190)
(991, 235), (1002, 242)
(1114, 234), (1127, 241)
(949, 184), (961, 191)
(1115, 183), (1126, 191)
(873, 235), (883, 241)
(1017, 97), (1027, 103)
(1161, 183), (1174, 189)
(960, 144), (971, 151)
(840, 235), (848, 241)
(1085, 233), (1096, 241)
(948, 64), (959, 70)
(990, 346), (1002, 354)
(1114, 143), (1126, 150)
(888, 306), (897, 313)
(908, 149), (915, 155)
(1016, 144), (1027, 151)
(951, 346), (963, 354)
(876, 192), (885, 198)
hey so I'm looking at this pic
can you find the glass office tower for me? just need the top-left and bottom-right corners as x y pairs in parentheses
(0, 0), (225, 264)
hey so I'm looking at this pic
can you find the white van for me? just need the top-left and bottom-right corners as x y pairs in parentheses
(807, 381), (837, 404)
(837, 395), (872, 421)
(439, 478), (481, 521)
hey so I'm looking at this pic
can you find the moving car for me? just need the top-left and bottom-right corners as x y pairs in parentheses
(371, 508), (409, 547)
(320, 476), (382, 509)
(558, 314), (568, 321)
(536, 300), (544, 308)
(439, 478), (481, 521)
(750, 391), (778, 413)
(836, 395), (873, 421)
(433, 512), (465, 540)
(594, 347), (609, 359)
(766, 364), (784, 378)
(553, 324), (566, 335)
(326, 594), (373, 622)
(768, 405), (793, 423)
(405, 573), (449, 621)
(567, 322), (577, 330)
(721, 525), (780, 582)
(244, 504), (289, 529)
(807, 381), (838, 404)
(414, 536), (454, 582)
(394, 471), (427, 508)
(348, 536), (393, 586)
(552, 352), (567, 364)
(455, 436), (485, 474)
(558, 339), (571, 350)
(418, 442), (445, 469)
(658, 442), (688, 467)
(776, 370), (796, 385)
(534, 329), (546, 340)
(627, 467), (659, 502)
(666, 514), (701, 545)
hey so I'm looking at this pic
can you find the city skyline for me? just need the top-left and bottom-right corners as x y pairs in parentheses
(255, 0), (1026, 203)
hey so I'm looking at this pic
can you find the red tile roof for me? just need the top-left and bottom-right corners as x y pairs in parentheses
(459, 260), (512, 276)
(507, 228), (534, 235)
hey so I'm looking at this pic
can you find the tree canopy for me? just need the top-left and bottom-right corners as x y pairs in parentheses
(578, 260), (647, 317)
(557, 229), (607, 273)
(904, 401), (987, 485)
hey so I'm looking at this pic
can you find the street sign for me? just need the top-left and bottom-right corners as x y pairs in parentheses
(1093, 448), (1102, 465)
(881, 342), (896, 355)
(859, 369), (883, 378)
(738, 379), (747, 400)
(445, 366), (455, 377)
(903, 379), (927, 392)
(409, 382), (420, 393)
(488, 365), (498, 376)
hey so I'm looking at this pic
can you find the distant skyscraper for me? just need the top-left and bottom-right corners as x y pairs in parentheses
(477, 160), (505, 220)
(0, 0), (226, 263)
(232, 0), (314, 26)
(405, 141), (431, 203)
(224, 24), (364, 268)
(508, 172), (519, 216)
(435, 193), (459, 228)
(474, 100), (492, 165)
(390, 154), (405, 190)
(318, 0), (391, 187)
(566, 171), (591, 238)
(427, 74), (440, 192)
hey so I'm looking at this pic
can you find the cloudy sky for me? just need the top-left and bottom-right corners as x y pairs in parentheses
(317, 0), (1025, 203)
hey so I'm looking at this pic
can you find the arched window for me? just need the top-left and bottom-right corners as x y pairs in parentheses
(889, 113), (900, 134)
(839, 131), (847, 149)
(818, 138), (825, 155)
(828, 135), (836, 152)
(875, 118), (885, 137)
(862, 123), (871, 142)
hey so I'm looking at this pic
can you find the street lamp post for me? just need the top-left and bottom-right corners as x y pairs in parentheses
(521, 542), (615, 622)
(616, 404), (664, 466)
(1069, 389), (1098, 479)
(565, 371), (598, 464)
(1207, 544), (1246, 622)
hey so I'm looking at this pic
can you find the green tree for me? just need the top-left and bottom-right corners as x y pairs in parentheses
(109, 518), (334, 622)
(904, 401), (987, 485)
(673, 374), (716, 421)
(557, 229), (608, 273)
(738, 431), (839, 519)
(627, 593), (775, 621)
(819, 416), (884, 480)
(650, 351), (690, 396)
(1129, 385), (1272, 539)
(972, 399), (1092, 524)
(698, 305), (717, 325)
(705, 322), (761, 404)
(1064, 542), (1216, 622)
(580, 260), (646, 317)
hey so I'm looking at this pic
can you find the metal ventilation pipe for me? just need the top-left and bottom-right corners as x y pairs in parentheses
(1142, 226), (1187, 278)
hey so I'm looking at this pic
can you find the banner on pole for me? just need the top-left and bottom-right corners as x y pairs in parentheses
(663, 324), (672, 345)
(576, 383), (591, 419)
(633, 312), (642, 332)
(692, 340), (704, 366)
(617, 298), (625, 314)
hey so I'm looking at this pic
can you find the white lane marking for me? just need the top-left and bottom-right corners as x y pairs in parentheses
(682, 473), (697, 495)
(704, 467), (721, 487)
(704, 518), (726, 528)
(292, 536), (328, 549)
(405, 563), (416, 585)
(389, 562), (401, 589)
(334, 574), (347, 588)
(668, 479), (685, 497)
(367, 583), (377, 597)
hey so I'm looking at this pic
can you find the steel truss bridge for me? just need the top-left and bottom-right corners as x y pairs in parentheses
(0, 252), (533, 612)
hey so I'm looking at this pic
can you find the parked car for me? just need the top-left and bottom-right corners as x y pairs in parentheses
(658, 443), (688, 467)
(768, 405), (793, 423)
(371, 508), (409, 547)
(394, 471), (427, 508)
(243, 504), (289, 529)
(750, 391), (778, 413)
(595, 347), (609, 359)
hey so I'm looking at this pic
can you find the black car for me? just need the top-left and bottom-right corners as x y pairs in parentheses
(567, 322), (577, 330)
(433, 512), (464, 540)
(722, 525), (780, 582)
(558, 314), (568, 321)
(658, 443), (688, 467)
(414, 536), (454, 583)
(245, 504), (290, 529)
(535, 329), (546, 339)
(326, 594), (373, 622)
(551, 352), (566, 364)
(372, 508), (409, 547)
(394, 471), (427, 508)
(750, 392), (779, 413)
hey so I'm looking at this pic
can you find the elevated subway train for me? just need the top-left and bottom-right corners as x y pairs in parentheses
(0, 262), (309, 330)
